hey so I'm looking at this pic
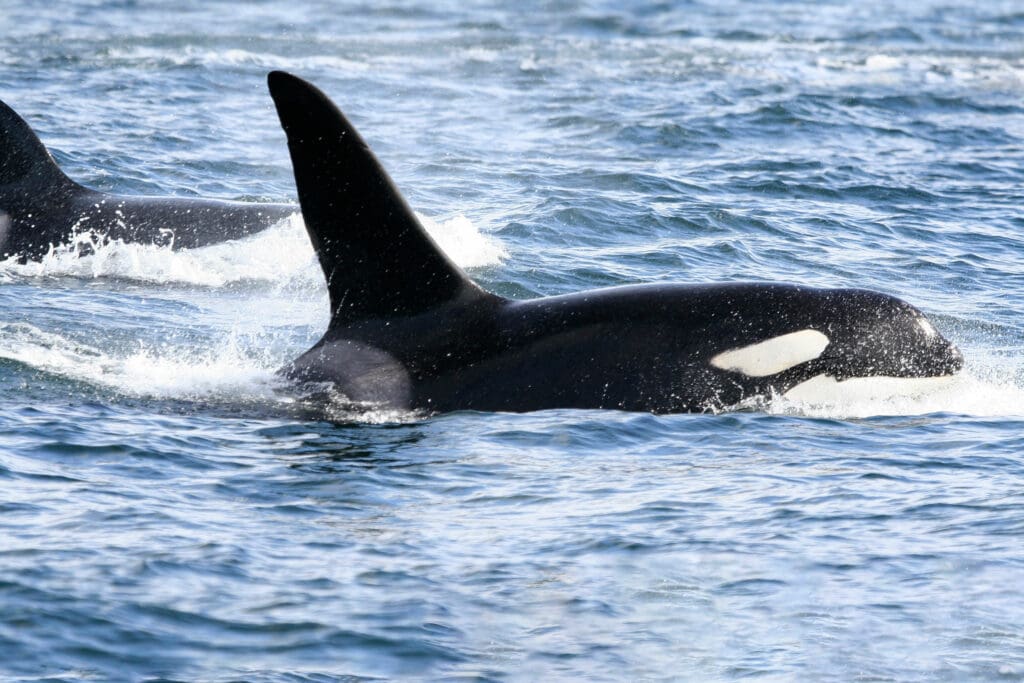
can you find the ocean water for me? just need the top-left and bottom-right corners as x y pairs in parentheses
(2, 1), (1024, 680)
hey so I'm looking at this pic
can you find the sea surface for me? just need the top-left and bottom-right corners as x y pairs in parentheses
(2, 1), (1024, 680)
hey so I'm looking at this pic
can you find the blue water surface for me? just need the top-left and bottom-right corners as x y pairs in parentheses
(1, 1), (1024, 680)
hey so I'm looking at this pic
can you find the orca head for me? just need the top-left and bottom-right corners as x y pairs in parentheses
(815, 290), (963, 381)
(707, 287), (962, 411)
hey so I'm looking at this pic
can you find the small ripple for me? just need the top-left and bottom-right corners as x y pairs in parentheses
(715, 578), (788, 596)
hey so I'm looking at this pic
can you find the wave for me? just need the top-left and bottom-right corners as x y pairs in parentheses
(0, 321), (421, 423)
(0, 212), (506, 287)
(104, 45), (375, 74)
(0, 321), (282, 401)
(765, 366), (1024, 419)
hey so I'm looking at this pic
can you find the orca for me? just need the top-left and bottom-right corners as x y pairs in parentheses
(0, 96), (296, 262)
(267, 70), (964, 414)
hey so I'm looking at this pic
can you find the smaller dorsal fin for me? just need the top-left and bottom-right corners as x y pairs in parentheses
(267, 70), (485, 326)
(0, 97), (77, 190)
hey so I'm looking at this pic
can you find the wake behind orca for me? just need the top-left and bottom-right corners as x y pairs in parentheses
(0, 96), (296, 262)
(269, 70), (963, 414)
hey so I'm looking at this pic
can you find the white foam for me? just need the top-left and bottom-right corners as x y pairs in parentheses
(419, 213), (507, 269)
(0, 211), (505, 287)
(675, 35), (1024, 91)
(863, 54), (902, 72)
(768, 370), (1024, 419)
(0, 207), (503, 421)
(0, 322), (282, 401)
(519, 54), (541, 72)
(0, 322), (425, 422)
(106, 46), (372, 73)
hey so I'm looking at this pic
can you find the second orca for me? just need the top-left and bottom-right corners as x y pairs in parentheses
(0, 95), (296, 262)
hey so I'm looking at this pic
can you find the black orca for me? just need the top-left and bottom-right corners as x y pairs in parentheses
(267, 70), (963, 414)
(0, 96), (296, 262)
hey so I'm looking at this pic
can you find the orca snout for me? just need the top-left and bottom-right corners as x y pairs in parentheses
(908, 308), (963, 377)
(932, 334), (964, 376)
(824, 293), (965, 381)
(897, 314), (964, 378)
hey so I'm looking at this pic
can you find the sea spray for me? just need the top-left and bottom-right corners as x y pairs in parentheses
(0, 212), (505, 287)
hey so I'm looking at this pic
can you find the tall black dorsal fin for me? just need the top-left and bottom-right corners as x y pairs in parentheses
(267, 70), (486, 326)
(0, 98), (77, 190)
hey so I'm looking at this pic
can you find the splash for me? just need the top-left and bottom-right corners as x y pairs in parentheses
(0, 322), (424, 423)
(0, 322), (282, 402)
(0, 212), (506, 287)
(765, 368), (1024, 419)
(419, 213), (507, 269)
(0, 207), (504, 422)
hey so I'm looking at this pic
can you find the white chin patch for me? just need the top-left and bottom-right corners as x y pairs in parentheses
(783, 374), (959, 403)
(710, 329), (829, 377)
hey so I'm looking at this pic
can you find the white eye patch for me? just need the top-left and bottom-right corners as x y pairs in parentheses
(710, 329), (830, 377)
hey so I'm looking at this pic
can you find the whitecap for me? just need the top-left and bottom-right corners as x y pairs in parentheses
(766, 369), (1024, 419)
(0, 211), (505, 287)
(0, 322), (282, 402)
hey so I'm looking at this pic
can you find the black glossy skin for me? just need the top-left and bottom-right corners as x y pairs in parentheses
(285, 282), (963, 413)
(0, 97), (295, 261)
(268, 71), (963, 414)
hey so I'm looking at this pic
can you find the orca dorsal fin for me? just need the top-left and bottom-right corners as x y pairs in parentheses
(0, 97), (77, 191)
(267, 70), (488, 326)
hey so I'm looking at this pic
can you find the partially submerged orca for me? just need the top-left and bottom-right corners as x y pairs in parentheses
(0, 96), (295, 262)
(268, 70), (963, 414)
